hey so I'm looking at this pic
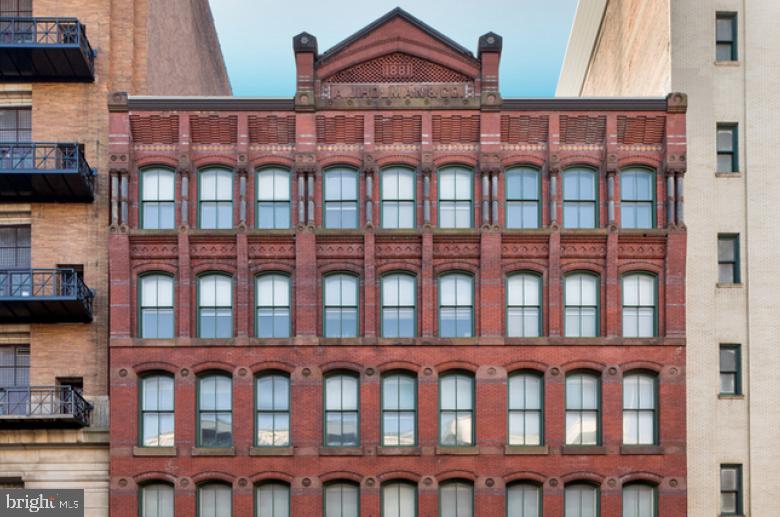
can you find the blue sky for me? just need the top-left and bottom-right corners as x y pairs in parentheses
(209, 0), (578, 97)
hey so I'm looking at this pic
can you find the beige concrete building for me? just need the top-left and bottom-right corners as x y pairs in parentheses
(559, 1), (780, 515)
(0, 0), (229, 515)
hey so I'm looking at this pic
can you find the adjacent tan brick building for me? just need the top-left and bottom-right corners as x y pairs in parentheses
(0, 1), (229, 515)
(559, 1), (780, 515)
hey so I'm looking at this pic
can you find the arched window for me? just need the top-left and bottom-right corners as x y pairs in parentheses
(324, 482), (359, 517)
(381, 167), (416, 229)
(324, 373), (359, 447)
(141, 168), (175, 229)
(506, 167), (540, 229)
(439, 372), (474, 447)
(257, 167), (290, 229)
(507, 482), (541, 517)
(140, 274), (174, 339)
(565, 483), (599, 517)
(620, 168), (655, 229)
(197, 374), (232, 448)
(198, 483), (231, 517)
(563, 168), (597, 229)
(324, 167), (358, 229)
(438, 167), (473, 228)
(622, 273), (656, 338)
(564, 273), (599, 337)
(256, 273), (291, 338)
(256, 482), (290, 517)
(141, 483), (174, 517)
(199, 168), (233, 229)
(507, 273), (541, 337)
(381, 372), (416, 446)
(439, 480), (473, 517)
(198, 274), (233, 338)
(381, 273), (416, 338)
(439, 273), (473, 338)
(508, 372), (543, 446)
(623, 373), (657, 445)
(140, 374), (174, 447)
(255, 372), (290, 447)
(324, 274), (359, 338)
(565, 372), (600, 446)
(622, 483), (655, 517)
(382, 481), (416, 517)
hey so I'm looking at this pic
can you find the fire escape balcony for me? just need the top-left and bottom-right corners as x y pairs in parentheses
(0, 17), (95, 81)
(0, 268), (94, 323)
(0, 143), (95, 202)
(0, 386), (92, 427)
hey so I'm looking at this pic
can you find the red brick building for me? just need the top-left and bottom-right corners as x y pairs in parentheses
(108, 9), (687, 517)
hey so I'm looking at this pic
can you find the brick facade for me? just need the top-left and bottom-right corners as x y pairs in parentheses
(108, 9), (687, 516)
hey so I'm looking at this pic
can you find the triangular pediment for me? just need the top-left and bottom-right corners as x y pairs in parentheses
(312, 8), (482, 108)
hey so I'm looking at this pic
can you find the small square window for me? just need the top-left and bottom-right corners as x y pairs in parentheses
(716, 124), (738, 173)
(717, 235), (740, 284)
(716, 13), (737, 61)
(719, 345), (741, 395)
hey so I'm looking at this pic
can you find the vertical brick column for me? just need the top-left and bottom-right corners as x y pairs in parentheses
(295, 227), (317, 336)
(363, 230), (376, 338)
(421, 229), (434, 337)
(236, 231), (249, 338)
(479, 230), (502, 337)
(605, 229), (619, 337)
(178, 231), (192, 338)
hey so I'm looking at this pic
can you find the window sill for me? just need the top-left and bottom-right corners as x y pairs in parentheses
(376, 446), (421, 456)
(718, 393), (745, 400)
(620, 445), (663, 455)
(717, 283), (743, 288)
(191, 447), (235, 457)
(714, 60), (741, 66)
(435, 446), (479, 455)
(319, 447), (363, 456)
(504, 445), (548, 455)
(715, 172), (742, 178)
(249, 446), (294, 456)
(561, 445), (606, 455)
(133, 446), (177, 457)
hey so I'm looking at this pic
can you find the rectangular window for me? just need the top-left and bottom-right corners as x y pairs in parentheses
(623, 374), (657, 445)
(198, 375), (232, 448)
(381, 274), (416, 338)
(141, 484), (174, 517)
(438, 168), (472, 229)
(439, 373), (474, 446)
(382, 374), (416, 446)
(508, 373), (542, 446)
(439, 274), (473, 338)
(256, 274), (291, 338)
(141, 169), (176, 230)
(324, 168), (358, 229)
(0, 345), (29, 417)
(324, 374), (359, 447)
(716, 124), (738, 173)
(0, 108), (31, 143)
(720, 465), (742, 515)
(256, 374), (290, 447)
(565, 373), (600, 446)
(718, 234), (740, 284)
(381, 168), (416, 229)
(0, 225), (30, 269)
(716, 13), (737, 61)
(720, 345), (741, 395)
(199, 169), (233, 229)
(140, 375), (174, 447)
(0, 0), (32, 16)
(506, 168), (540, 229)
(257, 168), (291, 229)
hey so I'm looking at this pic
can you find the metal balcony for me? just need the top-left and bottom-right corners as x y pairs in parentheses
(0, 143), (95, 202)
(0, 268), (94, 322)
(0, 17), (95, 81)
(0, 386), (92, 427)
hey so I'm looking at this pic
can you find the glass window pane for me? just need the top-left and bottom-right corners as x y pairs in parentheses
(716, 18), (733, 41)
